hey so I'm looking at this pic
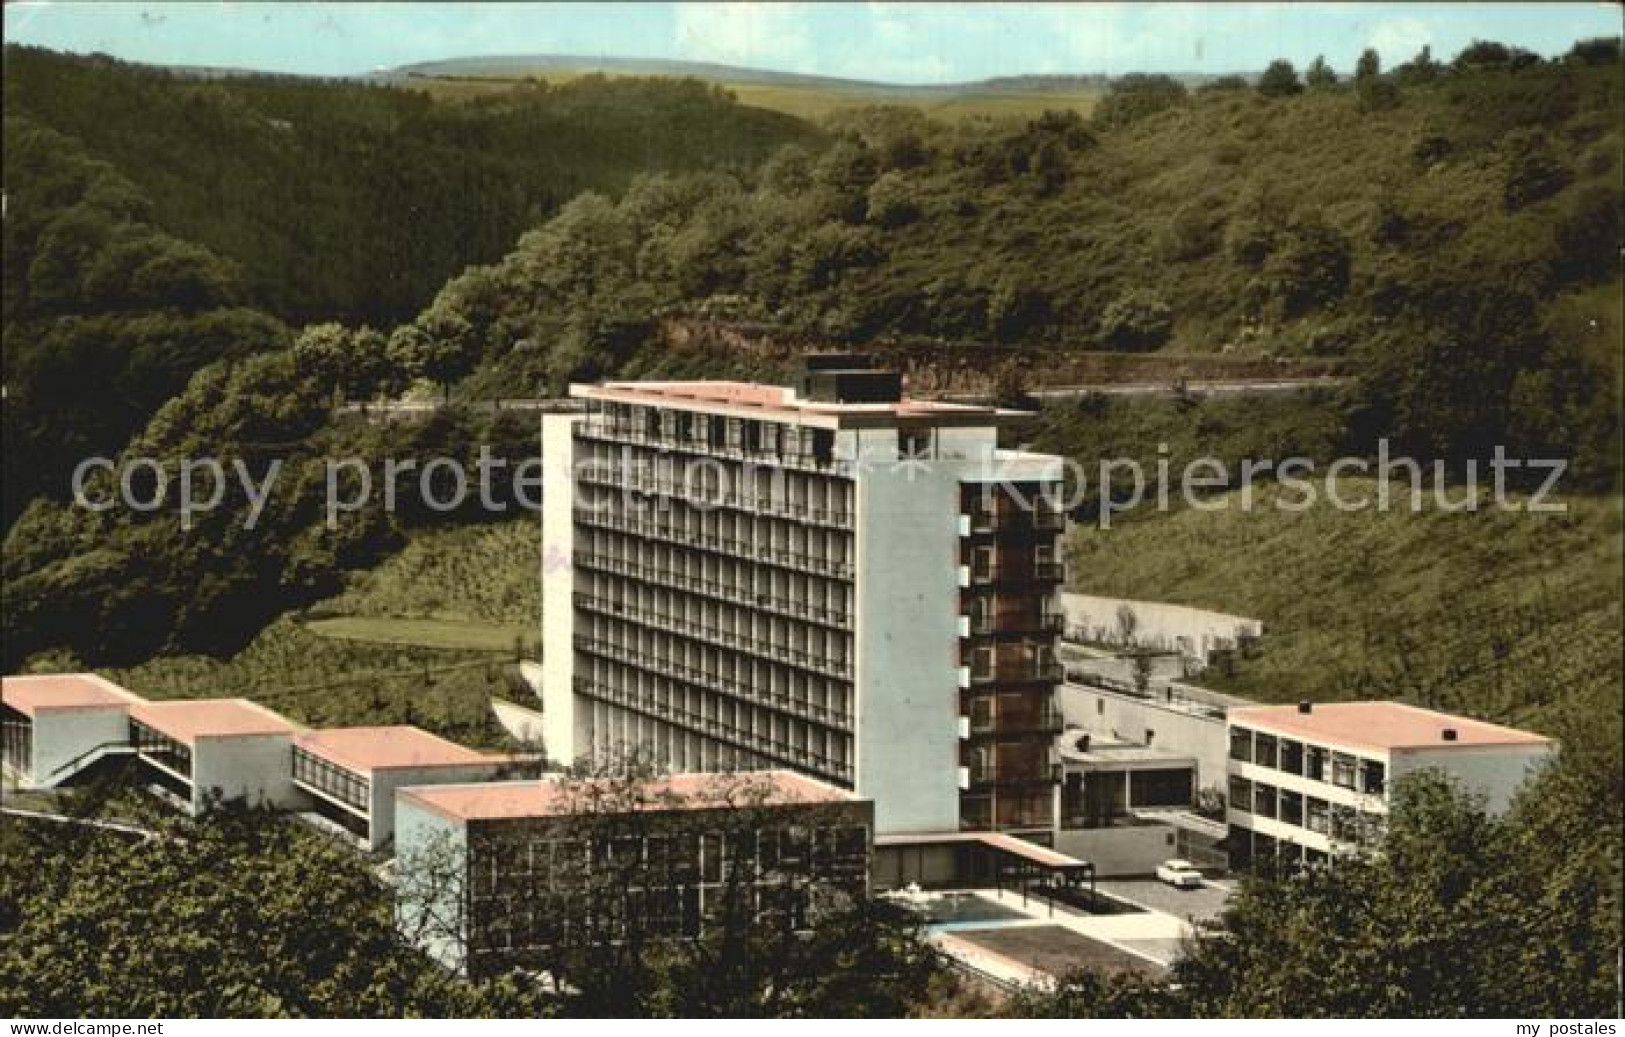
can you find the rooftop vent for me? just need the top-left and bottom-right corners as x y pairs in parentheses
(1442, 728), (1459, 742)
(1297, 701), (1313, 714)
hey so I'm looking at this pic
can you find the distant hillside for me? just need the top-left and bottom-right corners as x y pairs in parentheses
(383, 54), (1109, 120)
(2, 45), (814, 327)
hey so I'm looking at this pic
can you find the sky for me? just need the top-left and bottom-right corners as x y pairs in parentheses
(4, 2), (1620, 82)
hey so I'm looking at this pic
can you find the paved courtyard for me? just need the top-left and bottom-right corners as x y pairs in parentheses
(1094, 877), (1235, 923)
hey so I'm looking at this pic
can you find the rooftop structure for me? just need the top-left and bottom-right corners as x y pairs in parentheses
(130, 697), (299, 744)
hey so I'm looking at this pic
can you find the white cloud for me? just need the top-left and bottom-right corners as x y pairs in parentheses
(672, 1), (815, 70)
(1368, 17), (1434, 64)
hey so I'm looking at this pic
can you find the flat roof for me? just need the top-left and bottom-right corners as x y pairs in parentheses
(1, 673), (141, 717)
(875, 831), (1085, 870)
(130, 698), (298, 745)
(573, 380), (1028, 429)
(399, 769), (857, 823)
(1230, 701), (1553, 754)
(295, 726), (499, 775)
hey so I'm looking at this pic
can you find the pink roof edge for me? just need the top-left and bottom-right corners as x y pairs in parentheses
(1230, 701), (1553, 753)
(1, 673), (143, 717)
(399, 769), (860, 823)
(295, 726), (507, 775)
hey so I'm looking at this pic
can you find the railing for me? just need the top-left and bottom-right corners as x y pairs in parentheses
(572, 675), (854, 784)
(572, 507), (855, 580)
(966, 564), (1066, 587)
(577, 422), (850, 478)
(573, 550), (852, 630)
(573, 594), (854, 681)
(965, 766), (1056, 788)
(963, 506), (1065, 534)
(964, 610), (1066, 637)
(570, 636), (853, 729)
(578, 463), (856, 529)
(966, 708), (1064, 738)
(967, 662), (1066, 686)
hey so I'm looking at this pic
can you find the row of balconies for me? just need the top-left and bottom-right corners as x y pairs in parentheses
(572, 674), (855, 784)
(578, 464), (855, 529)
(959, 661), (1065, 687)
(960, 762), (1057, 790)
(573, 550), (853, 631)
(578, 422), (847, 476)
(958, 561), (1066, 587)
(573, 507), (855, 581)
(574, 595), (854, 682)
(959, 505), (1066, 535)
(958, 610), (1065, 638)
(572, 635), (853, 729)
(960, 705), (1065, 739)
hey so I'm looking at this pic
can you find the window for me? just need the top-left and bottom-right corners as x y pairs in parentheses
(132, 719), (192, 779)
(1130, 768), (1193, 809)
(1279, 789), (1304, 827)
(1306, 797), (1330, 835)
(1361, 759), (1386, 796)
(1229, 727), (1252, 762)
(1228, 775), (1252, 811)
(1280, 738), (1304, 775)
(971, 647), (994, 680)
(1252, 781), (1278, 819)
(292, 747), (367, 811)
(1253, 733), (1278, 769)
(1331, 752), (1357, 789)
(1306, 745), (1328, 782)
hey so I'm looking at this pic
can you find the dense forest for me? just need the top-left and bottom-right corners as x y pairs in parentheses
(1, 46), (813, 519)
(3, 38), (1620, 670)
(0, 37), (1620, 1019)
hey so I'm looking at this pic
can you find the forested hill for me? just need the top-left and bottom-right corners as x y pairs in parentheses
(1, 45), (813, 521)
(2, 45), (814, 326)
(3, 39), (1622, 670)
(418, 41), (1620, 484)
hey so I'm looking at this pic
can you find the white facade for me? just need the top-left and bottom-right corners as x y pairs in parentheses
(853, 460), (962, 833)
(1225, 702), (1556, 865)
(1062, 593), (1262, 662)
(188, 733), (304, 815)
(540, 376), (1068, 838)
(21, 707), (134, 788)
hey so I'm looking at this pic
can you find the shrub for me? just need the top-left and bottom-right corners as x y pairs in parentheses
(1257, 60), (1303, 98)
(1099, 289), (1174, 350)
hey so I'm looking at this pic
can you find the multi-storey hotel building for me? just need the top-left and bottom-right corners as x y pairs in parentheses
(540, 357), (1067, 838)
(1225, 700), (1554, 867)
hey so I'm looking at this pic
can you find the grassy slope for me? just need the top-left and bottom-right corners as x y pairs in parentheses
(1067, 478), (1623, 733)
(405, 70), (1101, 121)
(106, 521), (541, 747)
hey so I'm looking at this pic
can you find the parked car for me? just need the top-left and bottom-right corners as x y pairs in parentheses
(1156, 859), (1205, 889)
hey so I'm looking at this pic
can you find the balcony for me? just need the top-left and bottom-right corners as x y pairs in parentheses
(961, 610), (1066, 637)
(575, 420), (850, 478)
(960, 563), (1066, 588)
(571, 507), (854, 580)
(960, 505), (1066, 535)
(964, 706), (1064, 738)
(963, 661), (1065, 687)
(963, 765), (1057, 789)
